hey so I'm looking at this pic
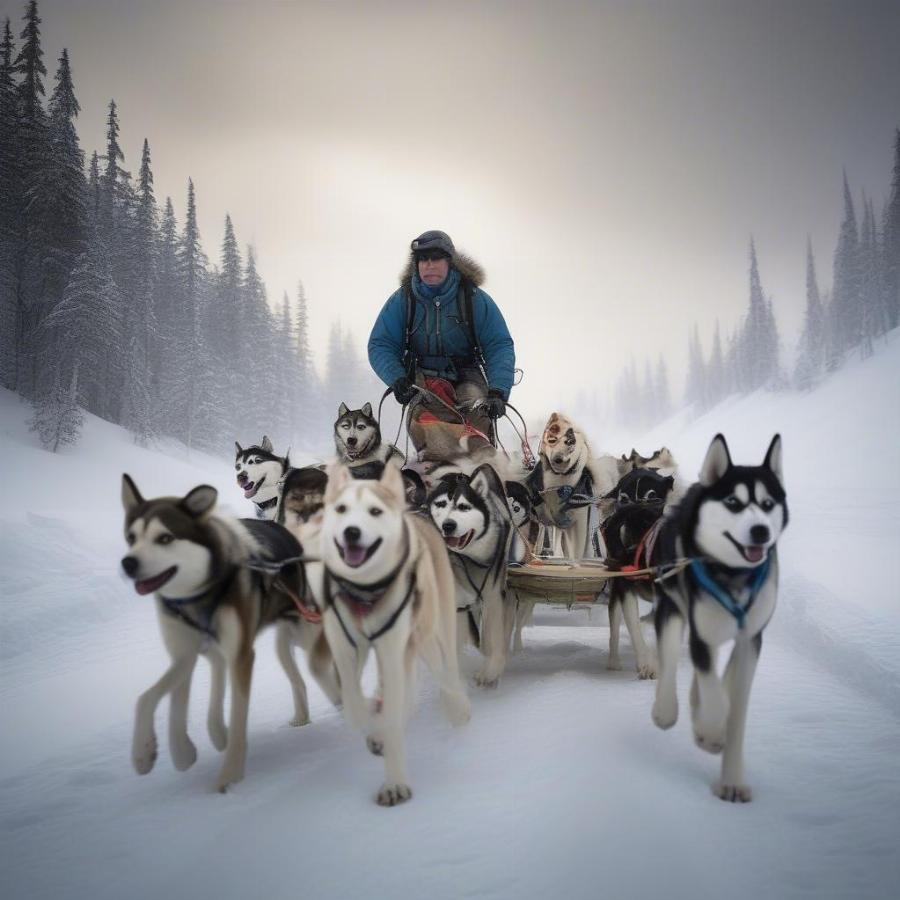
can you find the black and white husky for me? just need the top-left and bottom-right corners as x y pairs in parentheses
(333, 402), (404, 475)
(427, 464), (515, 687)
(120, 475), (340, 792)
(235, 436), (291, 519)
(650, 434), (787, 802)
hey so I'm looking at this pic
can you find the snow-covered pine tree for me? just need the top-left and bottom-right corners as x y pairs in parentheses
(276, 291), (297, 446)
(154, 197), (183, 436)
(881, 129), (900, 331)
(794, 238), (827, 390)
(832, 171), (862, 356)
(293, 279), (316, 429)
(241, 245), (279, 441)
(654, 355), (671, 423)
(0, 18), (19, 388)
(30, 360), (83, 452)
(858, 195), (881, 358)
(211, 214), (242, 365)
(740, 239), (772, 391)
(707, 320), (725, 407)
(684, 323), (707, 414)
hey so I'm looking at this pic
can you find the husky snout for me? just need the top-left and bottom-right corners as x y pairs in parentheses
(344, 525), (362, 544)
(750, 524), (770, 544)
(121, 555), (139, 577)
(442, 519), (457, 535)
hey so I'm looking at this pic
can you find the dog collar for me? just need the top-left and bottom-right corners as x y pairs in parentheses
(256, 496), (278, 512)
(159, 568), (238, 639)
(688, 557), (771, 629)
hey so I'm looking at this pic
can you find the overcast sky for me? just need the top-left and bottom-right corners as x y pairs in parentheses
(11, 0), (900, 414)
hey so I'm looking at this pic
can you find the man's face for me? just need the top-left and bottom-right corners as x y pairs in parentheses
(417, 252), (450, 286)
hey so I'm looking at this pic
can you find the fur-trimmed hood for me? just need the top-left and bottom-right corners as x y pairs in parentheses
(400, 251), (485, 291)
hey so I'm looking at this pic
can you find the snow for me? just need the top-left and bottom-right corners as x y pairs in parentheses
(2, 337), (899, 900)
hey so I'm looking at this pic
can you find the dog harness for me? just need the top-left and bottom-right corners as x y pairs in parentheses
(159, 568), (239, 641)
(688, 556), (771, 629)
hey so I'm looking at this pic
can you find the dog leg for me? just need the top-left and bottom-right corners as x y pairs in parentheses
(474, 591), (508, 688)
(133, 653), (197, 775)
(215, 610), (254, 792)
(621, 592), (657, 679)
(275, 622), (309, 726)
(714, 633), (761, 802)
(372, 627), (413, 806)
(607, 595), (623, 671)
(689, 632), (728, 754)
(651, 600), (683, 729)
(308, 630), (343, 708)
(324, 612), (369, 732)
(168, 653), (199, 770)
(207, 650), (228, 751)
(420, 635), (471, 726)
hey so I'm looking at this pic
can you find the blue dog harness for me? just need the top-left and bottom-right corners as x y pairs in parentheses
(688, 557), (771, 630)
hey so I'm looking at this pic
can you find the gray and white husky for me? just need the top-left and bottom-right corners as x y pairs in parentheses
(427, 464), (515, 687)
(235, 436), (291, 519)
(317, 462), (470, 806)
(120, 475), (339, 792)
(333, 402), (404, 474)
(527, 412), (618, 560)
(650, 434), (788, 802)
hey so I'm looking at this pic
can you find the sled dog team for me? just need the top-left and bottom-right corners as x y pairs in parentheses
(121, 405), (788, 806)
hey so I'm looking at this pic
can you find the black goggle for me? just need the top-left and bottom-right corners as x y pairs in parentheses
(415, 250), (449, 263)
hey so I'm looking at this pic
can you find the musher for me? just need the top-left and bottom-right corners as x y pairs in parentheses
(367, 230), (516, 459)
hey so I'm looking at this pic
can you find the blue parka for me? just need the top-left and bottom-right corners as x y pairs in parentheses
(367, 252), (516, 398)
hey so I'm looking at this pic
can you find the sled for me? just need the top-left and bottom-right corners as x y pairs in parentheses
(506, 558), (615, 607)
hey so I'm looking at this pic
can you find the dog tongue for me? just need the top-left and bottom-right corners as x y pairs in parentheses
(135, 568), (175, 595)
(344, 544), (368, 567)
(745, 546), (765, 563)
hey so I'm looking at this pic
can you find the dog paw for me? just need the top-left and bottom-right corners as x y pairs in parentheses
(289, 713), (310, 727)
(215, 767), (244, 794)
(441, 691), (472, 726)
(693, 725), (726, 755)
(207, 721), (228, 752)
(473, 670), (500, 689)
(376, 783), (412, 807)
(366, 735), (384, 756)
(651, 698), (678, 730)
(171, 736), (197, 771)
(636, 660), (657, 680)
(606, 656), (623, 671)
(713, 781), (753, 803)
(132, 734), (158, 775)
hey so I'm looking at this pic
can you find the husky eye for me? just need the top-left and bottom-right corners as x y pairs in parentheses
(759, 498), (775, 512)
(357, 424), (366, 431)
(157, 533), (174, 545)
(126, 532), (136, 546)
(617, 492), (631, 505)
(341, 423), (350, 429)
(565, 437), (576, 447)
(369, 507), (383, 517)
(724, 496), (743, 511)
(335, 504), (347, 514)
(433, 499), (447, 509)
(457, 503), (471, 512)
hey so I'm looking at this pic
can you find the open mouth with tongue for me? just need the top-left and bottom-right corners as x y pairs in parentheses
(134, 566), (177, 595)
(242, 475), (265, 499)
(336, 537), (382, 568)
(724, 533), (767, 564)
(443, 530), (475, 551)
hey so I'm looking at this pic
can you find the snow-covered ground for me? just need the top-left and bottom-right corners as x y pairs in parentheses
(2, 338), (899, 900)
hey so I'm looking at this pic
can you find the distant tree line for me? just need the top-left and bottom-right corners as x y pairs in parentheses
(611, 129), (900, 426)
(0, 2), (378, 455)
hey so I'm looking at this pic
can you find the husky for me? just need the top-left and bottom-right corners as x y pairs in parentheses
(235, 436), (291, 519)
(276, 466), (329, 532)
(527, 413), (618, 560)
(427, 464), (515, 687)
(650, 434), (787, 802)
(120, 474), (340, 792)
(334, 402), (404, 475)
(617, 446), (678, 477)
(316, 462), (470, 806)
(601, 467), (676, 678)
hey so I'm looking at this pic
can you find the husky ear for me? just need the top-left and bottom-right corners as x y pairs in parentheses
(122, 473), (144, 513)
(338, 402), (349, 418)
(470, 463), (503, 501)
(261, 435), (273, 452)
(235, 442), (243, 456)
(699, 434), (732, 486)
(362, 402), (373, 418)
(763, 434), (783, 485)
(181, 485), (217, 518)
(324, 462), (351, 503)
(379, 459), (406, 501)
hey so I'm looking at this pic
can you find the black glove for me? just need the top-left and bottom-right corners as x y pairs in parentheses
(391, 376), (416, 405)
(484, 388), (506, 419)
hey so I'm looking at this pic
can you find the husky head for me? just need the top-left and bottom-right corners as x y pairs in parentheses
(321, 461), (407, 580)
(276, 466), (328, 532)
(691, 434), (787, 568)
(427, 463), (509, 562)
(618, 446), (678, 477)
(120, 474), (220, 598)
(235, 436), (289, 505)
(606, 467), (675, 510)
(539, 413), (589, 475)
(333, 402), (380, 462)
(505, 480), (532, 529)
